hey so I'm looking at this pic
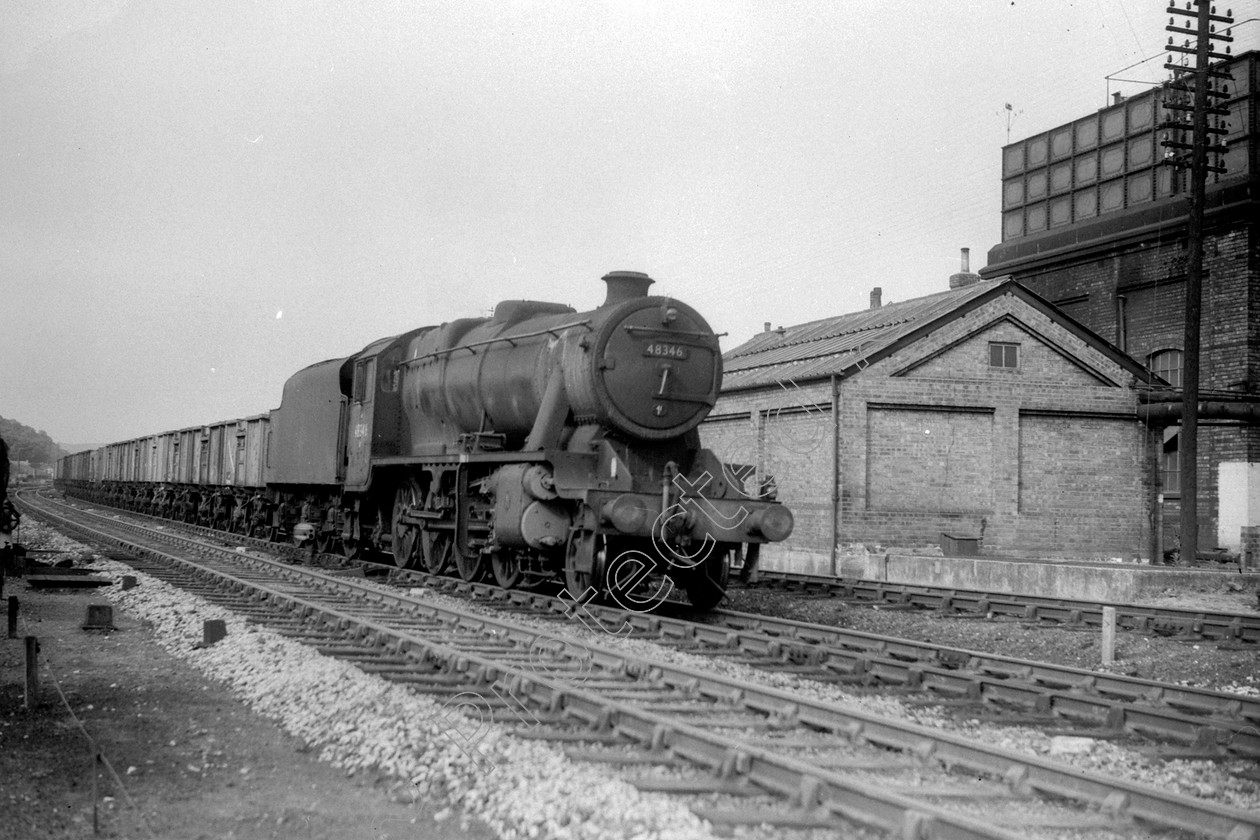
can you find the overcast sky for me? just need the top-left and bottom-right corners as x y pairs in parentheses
(3, 1), (1256, 446)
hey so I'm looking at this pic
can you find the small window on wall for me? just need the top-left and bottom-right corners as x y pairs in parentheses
(989, 342), (1019, 369)
(1162, 427), (1180, 495)
(1148, 348), (1183, 388)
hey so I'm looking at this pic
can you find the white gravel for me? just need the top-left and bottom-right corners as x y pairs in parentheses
(77, 554), (719, 840)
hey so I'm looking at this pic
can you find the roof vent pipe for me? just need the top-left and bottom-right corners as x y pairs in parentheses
(949, 247), (982, 289)
(601, 270), (655, 306)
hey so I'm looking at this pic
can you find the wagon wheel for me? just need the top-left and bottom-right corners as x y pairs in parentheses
(0, 501), (19, 534)
(454, 544), (488, 582)
(391, 479), (424, 570)
(490, 548), (524, 590)
(421, 530), (452, 575)
(315, 532), (337, 556)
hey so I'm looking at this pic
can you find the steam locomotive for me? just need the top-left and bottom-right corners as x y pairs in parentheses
(58, 272), (794, 609)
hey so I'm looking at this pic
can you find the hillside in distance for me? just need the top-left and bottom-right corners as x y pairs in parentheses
(0, 417), (67, 465)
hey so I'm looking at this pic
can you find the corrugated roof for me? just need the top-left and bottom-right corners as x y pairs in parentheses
(722, 280), (1002, 390)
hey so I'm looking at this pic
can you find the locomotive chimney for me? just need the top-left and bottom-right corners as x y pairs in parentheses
(870, 287), (882, 310)
(601, 270), (655, 305)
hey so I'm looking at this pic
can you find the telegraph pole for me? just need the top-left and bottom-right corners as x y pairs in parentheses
(1161, 2), (1234, 562)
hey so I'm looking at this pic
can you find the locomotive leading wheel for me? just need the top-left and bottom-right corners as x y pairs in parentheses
(490, 548), (524, 589)
(563, 531), (606, 602)
(679, 545), (732, 611)
(391, 479), (423, 570)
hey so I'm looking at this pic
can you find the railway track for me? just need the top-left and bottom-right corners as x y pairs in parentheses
(741, 569), (1260, 646)
(399, 574), (1260, 759)
(27, 491), (1260, 757)
(29, 491), (1260, 758)
(20, 490), (1260, 840)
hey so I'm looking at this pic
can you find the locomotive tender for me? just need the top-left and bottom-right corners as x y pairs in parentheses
(58, 272), (794, 608)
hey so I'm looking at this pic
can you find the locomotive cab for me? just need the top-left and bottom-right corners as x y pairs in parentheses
(344, 329), (432, 490)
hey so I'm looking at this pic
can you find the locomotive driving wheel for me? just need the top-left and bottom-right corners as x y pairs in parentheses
(421, 529), (452, 574)
(454, 544), (488, 582)
(390, 478), (423, 569)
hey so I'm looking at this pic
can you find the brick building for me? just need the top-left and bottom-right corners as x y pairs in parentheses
(701, 278), (1160, 574)
(982, 50), (1260, 557)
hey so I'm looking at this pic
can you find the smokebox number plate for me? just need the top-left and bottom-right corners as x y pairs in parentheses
(643, 342), (689, 360)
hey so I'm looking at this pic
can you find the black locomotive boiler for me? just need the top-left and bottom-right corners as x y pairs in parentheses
(60, 272), (794, 609)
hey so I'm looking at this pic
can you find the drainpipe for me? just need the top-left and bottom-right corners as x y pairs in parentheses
(830, 374), (841, 576)
(1116, 295), (1127, 352)
(1149, 427), (1162, 564)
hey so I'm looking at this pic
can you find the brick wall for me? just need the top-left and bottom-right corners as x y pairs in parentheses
(1016, 413), (1148, 555)
(704, 290), (1154, 570)
(866, 407), (994, 512)
(1015, 222), (1260, 550)
(1243, 525), (1260, 570)
(702, 381), (837, 559)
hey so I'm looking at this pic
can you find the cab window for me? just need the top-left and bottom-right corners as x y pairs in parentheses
(353, 359), (376, 403)
(379, 350), (401, 393)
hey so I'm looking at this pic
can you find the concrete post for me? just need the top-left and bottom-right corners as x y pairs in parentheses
(1101, 606), (1116, 666)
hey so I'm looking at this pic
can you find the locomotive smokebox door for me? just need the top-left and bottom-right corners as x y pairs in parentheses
(590, 297), (722, 440)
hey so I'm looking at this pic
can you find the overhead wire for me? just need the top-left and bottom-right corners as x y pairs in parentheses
(642, 8), (1259, 330)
